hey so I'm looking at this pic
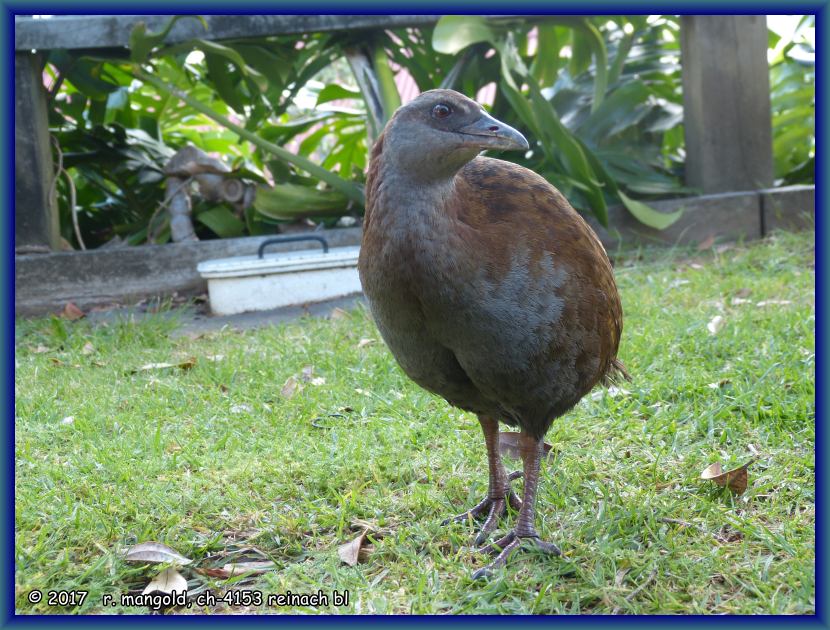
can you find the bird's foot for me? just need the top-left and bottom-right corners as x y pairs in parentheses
(442, 471), (523, 546)
(472, 531), (561, 580)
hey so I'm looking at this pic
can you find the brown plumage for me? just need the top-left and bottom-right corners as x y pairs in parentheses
(358, 89), (626, 578)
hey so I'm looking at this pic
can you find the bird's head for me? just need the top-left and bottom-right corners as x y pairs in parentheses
(378, 89), (529, 183)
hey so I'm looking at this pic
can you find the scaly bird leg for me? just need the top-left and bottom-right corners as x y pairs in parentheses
(472, 431), (561, 580)
(442, 415), (523, 545)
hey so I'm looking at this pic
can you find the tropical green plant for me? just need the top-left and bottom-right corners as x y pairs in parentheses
(768, 15), (814, 185)
(46, 14), (813, 249)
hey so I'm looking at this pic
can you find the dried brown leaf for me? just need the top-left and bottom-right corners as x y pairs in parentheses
(195, 561), (276, 579)
(498, 432), (553, 461)
(124, 541), (193, 565)
(338, 529), (368, 566)
(700, 460), (753, 494)
(697, 234), (716, 251)
(143, 567), (188, 595)
(62, 302), (85, 321)
(281, 376), (299, 398)
(707, 379), (732, 389)
(132, 358), (196, 373)
(357, 338), (376, 349)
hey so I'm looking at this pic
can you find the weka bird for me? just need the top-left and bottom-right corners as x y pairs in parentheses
(358, 89), (625, 578)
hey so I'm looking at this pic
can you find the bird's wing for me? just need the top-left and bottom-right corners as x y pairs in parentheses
(450, 157), (624, 388)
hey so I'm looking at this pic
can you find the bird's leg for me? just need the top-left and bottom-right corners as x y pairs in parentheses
(442, 415), (522, 545)
(472, 431), (561, 580)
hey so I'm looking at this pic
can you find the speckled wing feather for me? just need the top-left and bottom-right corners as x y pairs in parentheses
(449, 157), (624, 398)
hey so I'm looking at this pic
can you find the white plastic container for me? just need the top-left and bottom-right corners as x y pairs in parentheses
(197, 245), (361, 315)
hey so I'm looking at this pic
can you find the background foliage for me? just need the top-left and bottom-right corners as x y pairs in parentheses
(45, 15), (815, 249)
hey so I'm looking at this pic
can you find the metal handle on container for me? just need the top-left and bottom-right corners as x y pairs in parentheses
(258, 235), (330, 258)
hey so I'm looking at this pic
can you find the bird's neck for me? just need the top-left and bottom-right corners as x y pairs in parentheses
(373, 161), (459, 229)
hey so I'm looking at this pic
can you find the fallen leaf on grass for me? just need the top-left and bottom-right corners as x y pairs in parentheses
(707, 315), (725, 335)
(707, 379), (732, 389)
(33, 344), (50, 354)
(81, 342), (95, 355)
(756, 299), (792, 307)
(124, 541), (192, 565)
(195, 561), (276, 579)
(357, 338), (376, 349)
(310, 377), (326, 386)
(697, 234), (716, 251)
(700, 460), (754, 494)
(61, 302), (85, 320)
(143, 567), (188, 596)
(498, 432), (553, 461)
(281, 376), (299, 399)
(132, 358), (197, 373)
(338, 530), (369, 566)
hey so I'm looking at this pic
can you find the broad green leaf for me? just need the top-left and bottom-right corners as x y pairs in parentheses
(234, 44), (290, 87)
(254, 183), (350, 219)
(49, 52), (120, 100)
(195, 206), (245, 238)
(129, 15), (207, 64)
(432, 15), (496, 54)
(530, 25), (562, 86)
(569, 31), (592, 78)
(618, 191), (683, 230)
(192, 39), (268, 93)
(316, 84), (362, 106)
(204, 53), (246, 113)
(372, 44), (402, 122)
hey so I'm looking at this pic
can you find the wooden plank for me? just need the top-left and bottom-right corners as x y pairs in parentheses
(586, 191), (763, 250)
(14, 52), (59, 253)
(15, 228), (363, 315)
(761, 185), (815, 234)
(15, 14), (443, 51)
(20, 186), (817, 316)
(680, 15), (774, 193)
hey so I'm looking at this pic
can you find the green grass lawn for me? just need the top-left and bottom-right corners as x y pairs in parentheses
(14, 230), (815, 615)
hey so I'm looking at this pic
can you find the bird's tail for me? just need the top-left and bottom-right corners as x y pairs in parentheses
(601, 358), (631, 386)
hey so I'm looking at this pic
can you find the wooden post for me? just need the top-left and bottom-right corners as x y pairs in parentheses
(15, 51), (59, 253)
(680, 15), (775, 194)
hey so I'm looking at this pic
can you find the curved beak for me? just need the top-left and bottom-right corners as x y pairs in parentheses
(457, 109), (529, 152)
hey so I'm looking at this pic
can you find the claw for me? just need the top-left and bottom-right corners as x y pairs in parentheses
(473, 531), (561, 579)
(442, 470), (524, 543)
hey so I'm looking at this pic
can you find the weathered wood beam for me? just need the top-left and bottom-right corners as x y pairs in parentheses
(15, 51), (59, 253)
(680, 15), (775, 193)
(14, 15), (444, 51)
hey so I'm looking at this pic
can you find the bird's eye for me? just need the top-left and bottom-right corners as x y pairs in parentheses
(432, 103), (452, 119)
